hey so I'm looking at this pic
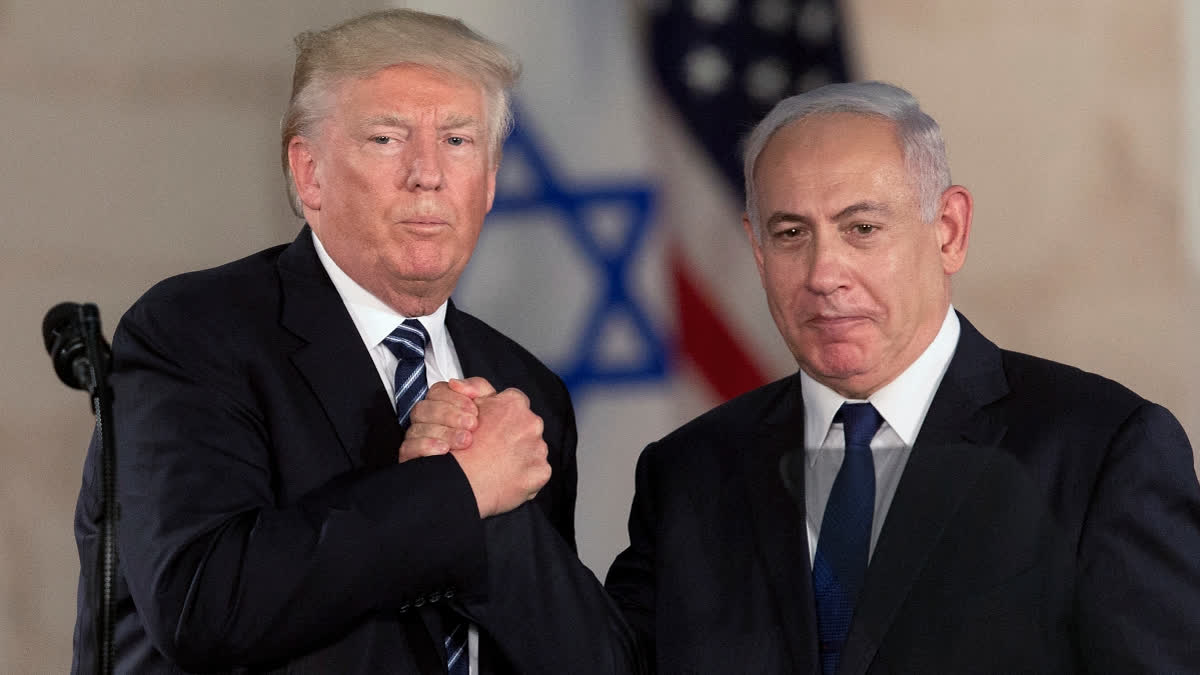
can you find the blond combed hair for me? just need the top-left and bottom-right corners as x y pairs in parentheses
(280, 9), (521, 215)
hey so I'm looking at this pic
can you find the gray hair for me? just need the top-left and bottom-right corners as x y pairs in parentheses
(742, 81), (951, 235)
(281, 9), (521, 216)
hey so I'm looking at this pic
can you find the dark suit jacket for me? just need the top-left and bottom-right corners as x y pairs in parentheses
(605, 313), (1200, 673)
(71, 227), (624, 673)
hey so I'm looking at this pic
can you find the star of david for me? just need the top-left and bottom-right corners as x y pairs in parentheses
(477, 107), (668, 397)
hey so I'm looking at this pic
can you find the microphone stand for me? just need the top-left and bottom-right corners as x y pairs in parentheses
(80, 304), (117, 675)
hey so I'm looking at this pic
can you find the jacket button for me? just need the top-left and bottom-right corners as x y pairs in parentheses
(399, 602), (410, 613)
(414, 596), (426, 607)
(444, 588), (455, 599)
(429, 591), (442, 603)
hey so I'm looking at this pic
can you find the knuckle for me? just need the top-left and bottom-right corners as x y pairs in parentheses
(409, 400), (430, 420)
(464, 377), (495, 396)
(502, 387), (530, 405)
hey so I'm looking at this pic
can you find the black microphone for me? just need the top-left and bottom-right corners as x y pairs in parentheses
(43, 302), (111, 391)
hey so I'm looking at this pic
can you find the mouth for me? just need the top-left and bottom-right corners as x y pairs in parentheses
(400, 217), (449, 225)
(397, 218), (451, 236)
(806, 314), (869, 329)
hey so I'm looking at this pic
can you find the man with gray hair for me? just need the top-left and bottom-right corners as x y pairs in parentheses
(72, 9), (633, 674)
(600, 81), (1200, 672)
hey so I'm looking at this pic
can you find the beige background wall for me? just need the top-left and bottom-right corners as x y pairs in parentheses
(2, 1), (1195, 671)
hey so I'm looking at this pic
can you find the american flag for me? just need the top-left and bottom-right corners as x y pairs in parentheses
(648, 0), (851, 191)
(647, 0), (851, 401)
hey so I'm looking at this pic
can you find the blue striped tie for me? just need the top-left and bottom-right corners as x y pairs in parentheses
(382, 319), (429, 429)
(382, 319), (468, 674)
(813, 402), (883, 675)
(444, 621), (468, 675)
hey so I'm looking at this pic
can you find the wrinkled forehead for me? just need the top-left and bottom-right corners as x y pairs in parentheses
(315, 64), (498, 151)
(752, 114), (919, 215)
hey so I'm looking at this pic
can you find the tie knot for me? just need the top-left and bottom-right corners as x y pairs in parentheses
(835, 402), (883, 450)
(383, 319), (429, 361)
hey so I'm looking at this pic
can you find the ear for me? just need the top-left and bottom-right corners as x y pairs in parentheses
(288, 136), (322, 212)
(935, 185), (972, 275)
(742, 214), (768, 284)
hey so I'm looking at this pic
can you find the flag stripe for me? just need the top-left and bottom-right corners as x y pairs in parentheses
(671, 245), (769, 400)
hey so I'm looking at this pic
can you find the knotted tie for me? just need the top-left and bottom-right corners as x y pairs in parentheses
(382, 319), (429, 429)
(382, 320), (468, 673)
(813, 402), (883, 675)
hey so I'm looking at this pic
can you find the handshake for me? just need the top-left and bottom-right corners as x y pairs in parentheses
(399, 378), (551, 520)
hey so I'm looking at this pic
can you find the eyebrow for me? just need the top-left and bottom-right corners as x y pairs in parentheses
(764, 200), (892, 229)
(438, 113), (482, 132)
(362, 113), (408, 128)
(833, 200), (892, 220)
(361, 113), (482, 132)
(765, 211), (810, 229)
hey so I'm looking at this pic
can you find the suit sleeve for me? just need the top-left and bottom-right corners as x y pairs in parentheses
(459, 503), (645, 674)
(555, 380), (579, 550)
(603, 443), (660, 666)
(107, 303), (487, 671)
(1075, 402), (1200, 671)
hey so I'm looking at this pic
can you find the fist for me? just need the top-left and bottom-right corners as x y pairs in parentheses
(452, 388), (551, 518)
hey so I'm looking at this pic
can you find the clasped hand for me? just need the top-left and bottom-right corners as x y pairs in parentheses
(399, 378), (550, 518)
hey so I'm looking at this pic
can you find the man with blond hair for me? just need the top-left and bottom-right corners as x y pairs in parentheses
(73, 10), (633, 674)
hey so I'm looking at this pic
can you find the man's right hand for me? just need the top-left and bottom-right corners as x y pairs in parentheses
(404, 378), (551, 518)
(456, 387), (551, 518)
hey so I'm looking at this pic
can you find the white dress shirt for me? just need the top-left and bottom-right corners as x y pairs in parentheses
(311, 232), (464, 391)
(800, 306), (960, 564)
(311, 231), (479, 674)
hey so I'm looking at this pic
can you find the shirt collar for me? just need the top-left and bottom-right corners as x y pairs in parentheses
(310, 229), (450, 351)
(801, 306), (960, 453)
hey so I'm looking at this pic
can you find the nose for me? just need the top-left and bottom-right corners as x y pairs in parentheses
(403, 135), (444, 191)
(805, 231), (849, 296)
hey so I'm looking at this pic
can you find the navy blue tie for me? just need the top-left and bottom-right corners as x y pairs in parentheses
(382, 320), (468, 673)
(813, 402), (883, 675)
(382, 319), (429, 429)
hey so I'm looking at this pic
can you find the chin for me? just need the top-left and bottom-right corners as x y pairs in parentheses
(803, 348), (876, 383)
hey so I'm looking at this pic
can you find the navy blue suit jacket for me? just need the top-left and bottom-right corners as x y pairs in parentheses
(606, 313), (1200, 673)
(72, 228), (630, 673)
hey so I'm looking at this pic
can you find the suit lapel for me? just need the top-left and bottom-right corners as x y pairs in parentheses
(742, 377), (821, 674)
(277, 227), (405, 469)
(444, 299), (505, 386)
(837, 314), (1010, 675)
